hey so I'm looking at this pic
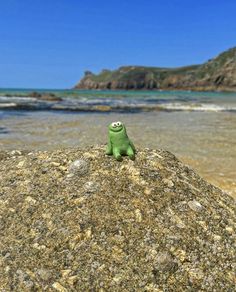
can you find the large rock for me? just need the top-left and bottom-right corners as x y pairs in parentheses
(0, 147), (235, 290)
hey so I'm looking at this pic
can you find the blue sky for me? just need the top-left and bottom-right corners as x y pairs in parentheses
(0, 0), (235, 89)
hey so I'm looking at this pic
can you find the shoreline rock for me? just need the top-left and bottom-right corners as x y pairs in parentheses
(0, 146), (235, 290)
(3, 91), (62, 101)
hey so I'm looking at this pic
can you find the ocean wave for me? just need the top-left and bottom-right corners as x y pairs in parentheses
(0, 103), (17, 108)
(157, 103), (236, 112)
(0, 96), (236, 112)
(0, 96), (37, 102)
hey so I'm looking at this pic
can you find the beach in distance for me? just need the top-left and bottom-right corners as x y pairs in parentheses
(0, 89), (235, 198)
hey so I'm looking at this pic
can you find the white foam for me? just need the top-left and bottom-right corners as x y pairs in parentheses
(0, 96), (37, 101)
(0, 103), (17, 108)
(158, 103), (236, 112)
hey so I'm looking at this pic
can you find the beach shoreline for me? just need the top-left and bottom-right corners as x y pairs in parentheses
(1, 108), (235, 198)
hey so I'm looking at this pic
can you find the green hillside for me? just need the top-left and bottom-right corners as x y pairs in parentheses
(75, 47), (236, 91)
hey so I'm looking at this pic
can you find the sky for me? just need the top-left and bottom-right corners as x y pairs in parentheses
(0, 0), (236, 89)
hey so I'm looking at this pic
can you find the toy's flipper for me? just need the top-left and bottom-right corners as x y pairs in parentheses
(113, 147), (122, 161)
(127, 146), (135, 160)
(106, 140), (113, 155)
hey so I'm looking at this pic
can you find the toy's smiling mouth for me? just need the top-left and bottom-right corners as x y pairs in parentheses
(111, 126), (123, 132)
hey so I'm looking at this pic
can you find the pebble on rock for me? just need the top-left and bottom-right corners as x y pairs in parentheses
(188, 200), (203, 212)
(68, 159), (89, 175)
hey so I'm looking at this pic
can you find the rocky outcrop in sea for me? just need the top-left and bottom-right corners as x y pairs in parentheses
(0, 146), (235, 290)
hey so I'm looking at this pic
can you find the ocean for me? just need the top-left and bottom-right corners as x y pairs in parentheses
(0, 89), (235, 197)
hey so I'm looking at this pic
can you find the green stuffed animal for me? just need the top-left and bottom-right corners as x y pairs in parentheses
(106, 121), (136, 161)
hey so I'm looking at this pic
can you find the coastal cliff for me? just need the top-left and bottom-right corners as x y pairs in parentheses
(75, 47), (236, 91)
(0, 146), (235, 290)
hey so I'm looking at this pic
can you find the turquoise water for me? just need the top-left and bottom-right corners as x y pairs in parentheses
(0, 88), (236, 112)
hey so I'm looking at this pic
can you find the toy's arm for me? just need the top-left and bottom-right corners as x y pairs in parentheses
(106, 139), (112, 155)
(129, 140), (136, 153)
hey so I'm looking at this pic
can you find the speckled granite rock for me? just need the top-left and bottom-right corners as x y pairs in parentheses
(0, 146), (235, 291)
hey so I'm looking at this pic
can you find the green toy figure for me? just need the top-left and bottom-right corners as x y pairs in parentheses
(106, 121), (136, 161)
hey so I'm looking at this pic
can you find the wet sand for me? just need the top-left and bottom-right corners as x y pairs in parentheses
(0, 110), (235, 197)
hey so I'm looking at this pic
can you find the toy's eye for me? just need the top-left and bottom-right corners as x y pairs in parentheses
(116, 121), (122, 126)
(111, 122), (117, 128)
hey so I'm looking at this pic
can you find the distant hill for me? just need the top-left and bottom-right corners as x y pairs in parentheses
(75, 47), (236, 91)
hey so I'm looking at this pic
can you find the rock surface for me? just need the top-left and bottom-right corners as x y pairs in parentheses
(0, 146), (235, 291)
(75, 47), (236, 91)
(4, 91), (62, 101)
